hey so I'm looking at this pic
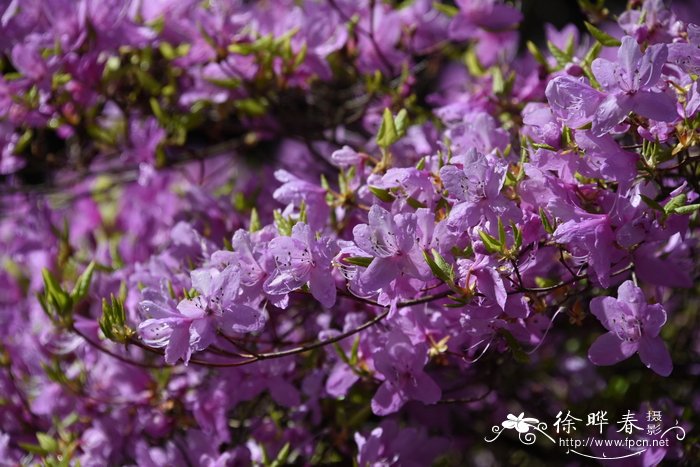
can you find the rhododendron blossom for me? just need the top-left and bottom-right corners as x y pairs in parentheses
(0, 0), (697, 464)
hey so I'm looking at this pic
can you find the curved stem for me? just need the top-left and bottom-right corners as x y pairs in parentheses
(129, 289), (452, 368)
(72, 326), (164, 369)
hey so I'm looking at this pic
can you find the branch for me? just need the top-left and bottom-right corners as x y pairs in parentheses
(127, 289), (452, 368)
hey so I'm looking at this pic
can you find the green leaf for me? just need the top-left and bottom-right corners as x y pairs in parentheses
(532, 142), (556, 151)
(432, 248), (454, 282)
(159, 42), (177, 60)
(561, 125), (574, 147)
(344, 256), (373, 268)
(37, 433), (58, 453)
(492, 67), (505, 95)
(42, 268), (63, 299)
(205, 77), (241, 89)
(149, 97), (166, 123)
(13, 129), (34, 155)
(234, 98), (268, 116)
(228, 42), (256, 55)
(376, 108), (399, 148)
(539, 208), (555, 234)
(547, 41), (570, 67)
(497, 217), (507, 249)
(273, 210), (293, 236)
(423, 249), (454, 284)
(664, 194), (687, 215)
(478, 230), (501, 255)
(564, 33), (576, 58)
(394, 108), (409, 137)
(42, 269), (72, 318)
(333, 343), (351, 365)
(510, 221), (522, 251)
(19, 442), (49, 455)
(424, 250), (446, 283)
(432, 2), (459, 17)
(526, 40), (548, 66)
(61, 412), (79, 428)
(349, 335), (361, 366)
(270, 442), (291, 467)
(406, 196), (427, 209)
(298, 200), (308, 224)
(673, 204), (700, 215)
(583, 41), (603, 65)
(464, 48), (486, 76)
(320, 174), (330, 191)
(100, 295), (131, 343)
(249, 208), (261, 232)
(584, 21), (622, 47)
(71, 261), (95, 302)
(293, 43), (308, 69)
(368, 186), (396, 202)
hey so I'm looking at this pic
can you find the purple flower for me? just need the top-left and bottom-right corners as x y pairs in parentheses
(668, 24), (700, 73)
(264, 223), (337, 308)
(371, 329), (441, 415)
(273, 170), (329, 231)
(588, 281), (672, 376)
(331, 145), (361, 168)
(448, 0), (522, 66)
(352, 205), (429, 298)
(373, 167), (436, 210)
(139, 266), (266, 364)
(354, 420), (448, 467)
(618, 0), (675, 44)
(591, 36), (677, 134)
(553, 213), (617, 287)
(545, 75), (605, 128)
(449, 0), (522, 38)
(214, 229), (289, 308)
(442, 112), (510, 155)
(574, 131), (638, 189)
(457, 254), (507, 310)
(521, 103), (562, 149)
(439, 149), (517, 230)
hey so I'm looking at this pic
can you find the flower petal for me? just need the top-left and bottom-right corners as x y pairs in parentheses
(371, 381), (405, 416)
(164, 325), (192, 365)
(590, 296), (627, 332)
(309, 267), (337, 308)
(220, 303), (266, 334)
(588, 332), (637, 366)
(640, 303), (666, 338)
(630, 90), (678, 123)
(638, 336), (672, 377)
(404, 372), (441, 406)
(177, 297), (206, 319)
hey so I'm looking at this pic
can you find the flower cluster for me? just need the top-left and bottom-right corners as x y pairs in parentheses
(0, 0), (698, 465)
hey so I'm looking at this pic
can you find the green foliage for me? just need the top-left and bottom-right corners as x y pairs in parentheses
(368, 186), (396, 202)
(344, 256), (374, 268)
(423, 248), (455, 286)
(377, 108), (409, 148)
(584, 21), (621, 47)
(100, 294), (133, 343)
(37, 263), (95, 328)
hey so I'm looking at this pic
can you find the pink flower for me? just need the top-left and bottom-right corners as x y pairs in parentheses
(588, 281), (672, 376)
